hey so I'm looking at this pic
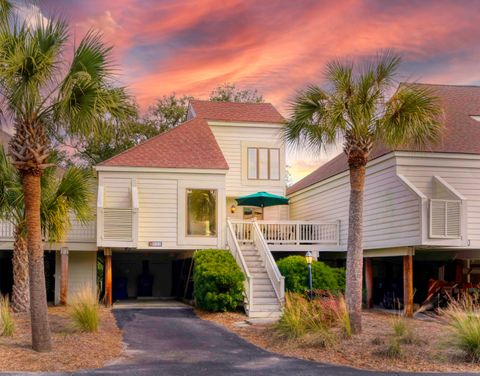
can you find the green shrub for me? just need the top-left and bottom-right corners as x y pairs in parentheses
(276, 256), (345, 294)
(0, 295), (14, 337)
(70, 286), (99, 332)
(193, 249), (245, 312)
(442, 297), (480, 362)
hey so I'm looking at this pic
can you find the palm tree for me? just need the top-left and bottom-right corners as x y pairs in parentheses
(0, 146), (93, 313)
(285, 52), (443, 334)
(0, 2), (131, 351)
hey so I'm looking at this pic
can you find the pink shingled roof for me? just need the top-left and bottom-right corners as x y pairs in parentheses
(99, 99), (284, 169)
(98, 117), (229, 169)
(190, 100), (285, 123)
(288, 84), (480, 195)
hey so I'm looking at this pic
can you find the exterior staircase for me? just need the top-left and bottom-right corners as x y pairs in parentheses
(240, 243), (282, 318)
(226, 219), (284, 319)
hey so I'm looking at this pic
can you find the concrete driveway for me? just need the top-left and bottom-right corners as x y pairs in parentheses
(3, 306), (473, 376)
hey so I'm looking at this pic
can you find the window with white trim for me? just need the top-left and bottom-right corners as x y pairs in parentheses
(247, 147), (280, 180)
(186, 189), (217, 237)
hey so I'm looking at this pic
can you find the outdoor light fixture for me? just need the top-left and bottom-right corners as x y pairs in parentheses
(305, 251), (313, 300)
(230, 205), (236, 214)
(305, 251), (313, 265)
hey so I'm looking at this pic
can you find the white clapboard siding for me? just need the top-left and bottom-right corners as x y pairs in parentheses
(396, 153), (480, 245)
(137, 178), (178, 248)
(289, 155), (422, 250)
(209, 124), (286, 197)
(103, 177), (132, 208)
(99, 170), (226, 249)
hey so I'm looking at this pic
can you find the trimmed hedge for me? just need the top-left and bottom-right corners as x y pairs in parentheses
(193, 249), (245, 312)
(277, 255), (345, 294)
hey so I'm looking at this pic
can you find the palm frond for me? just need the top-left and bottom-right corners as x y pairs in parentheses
(0, 145), (23, 224)
(0, 14), (67, 120)
(41, 166), (93, 243)
(285, 85), (341, 152)
(53, 30), (133, 136)
(378, 85), (444, 149)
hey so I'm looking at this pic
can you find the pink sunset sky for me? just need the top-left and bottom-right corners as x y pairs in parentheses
(39, 0), (480, 182)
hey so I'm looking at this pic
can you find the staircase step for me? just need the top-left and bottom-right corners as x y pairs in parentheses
(249, 267), (266, 273)
(252, 278), (272, 285)
(251, 272), (269, 278)
(253, 284), (275, 292)
(248, 310), (282, 319)
(244, 255), (261, 262)
(242, 251), (259, 256)
(246, 262), (264, 269)
(250, 304), (282, 312)
(255, 291), (277, 298)
(254, 297), (280, 305)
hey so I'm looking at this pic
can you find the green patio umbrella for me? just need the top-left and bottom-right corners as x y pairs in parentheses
(235, 191), (289, 217)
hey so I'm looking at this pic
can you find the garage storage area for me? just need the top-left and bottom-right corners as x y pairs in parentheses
(111, 251), (193, 301)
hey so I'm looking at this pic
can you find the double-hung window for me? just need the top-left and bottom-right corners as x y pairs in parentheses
(247, 147), (280, 180)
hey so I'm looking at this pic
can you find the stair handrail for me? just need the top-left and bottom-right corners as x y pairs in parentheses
(226, 219), (253, 309)
(251, 220), (285, 302)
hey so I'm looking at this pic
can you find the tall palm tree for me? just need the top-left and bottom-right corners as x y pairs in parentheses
(0, 146), (93, 313)
(285, 52), (443, 334)
(0, 2), (131, 351)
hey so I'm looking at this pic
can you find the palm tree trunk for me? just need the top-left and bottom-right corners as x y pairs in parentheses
(345, 156), (367, 335)
(11, 224), (30, 313)
(22, 172), (52, 352)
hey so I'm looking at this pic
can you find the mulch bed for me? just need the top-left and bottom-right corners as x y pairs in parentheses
(196, 308), (480, 373)
(0, 306), (123, 372)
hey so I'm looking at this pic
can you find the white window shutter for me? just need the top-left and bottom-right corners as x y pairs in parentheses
(429, 199), (462, 239)
(430, 200), (446, 237)
(446, 201), (461, 238)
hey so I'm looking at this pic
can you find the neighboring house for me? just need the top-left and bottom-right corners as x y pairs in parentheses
(287, 84), (480, 310)
(0, 100), (340, 318)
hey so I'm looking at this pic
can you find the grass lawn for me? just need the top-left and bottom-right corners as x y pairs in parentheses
(0, 306), (122, 372)
(196, 308), (480, 373)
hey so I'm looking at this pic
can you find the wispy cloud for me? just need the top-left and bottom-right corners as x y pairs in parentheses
(41, 0), (480, 181)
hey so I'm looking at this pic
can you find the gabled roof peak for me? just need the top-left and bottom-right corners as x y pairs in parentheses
(189, 100), (285, 123)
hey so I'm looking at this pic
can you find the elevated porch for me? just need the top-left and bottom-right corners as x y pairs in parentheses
(229, 219), (341, 252)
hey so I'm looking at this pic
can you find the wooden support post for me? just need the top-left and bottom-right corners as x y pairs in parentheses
(60, 247), (69, 305)
(104, 248), (112, 307)
(365, 257), (373, 309)
(403, 255), (414, 317)
(455, 260), (463, 283)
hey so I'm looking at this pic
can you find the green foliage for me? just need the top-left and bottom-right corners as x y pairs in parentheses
(0, 295), (14, 337)
(70, 286), (99, 333)
(276, 256), (345, 294)
(209, 83), (264, 103)
(55, 100), (144, 166)
(285, 51), (443, 154)
(442, 297), (480, 362)
(144, 93), (193, 134)
(275, 292), (346, 347)
(193, 249), (245, 312)
(0, 145), (94, 243)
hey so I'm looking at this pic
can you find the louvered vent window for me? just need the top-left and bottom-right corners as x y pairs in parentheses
(429, 199), (461, 238)
(103, 208), (133, 241)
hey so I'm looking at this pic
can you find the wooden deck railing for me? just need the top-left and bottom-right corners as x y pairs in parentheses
(229, 219), (340, 246)
(0, 218), (96, 243)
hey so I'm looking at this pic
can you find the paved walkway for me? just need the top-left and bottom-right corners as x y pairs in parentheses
(3, 307), (474, 376)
